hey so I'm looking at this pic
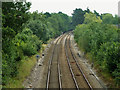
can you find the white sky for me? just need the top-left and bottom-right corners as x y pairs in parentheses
(28, 0), (119, 16)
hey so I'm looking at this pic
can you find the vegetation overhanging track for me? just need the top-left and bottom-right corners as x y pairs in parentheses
(46, 34), (65, 89)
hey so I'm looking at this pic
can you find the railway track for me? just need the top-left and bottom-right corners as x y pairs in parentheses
(65, 33), (93, 89)
(46, 32), (104, 89)
(24, 32), (106, 88)
(46, 34), (66, 89)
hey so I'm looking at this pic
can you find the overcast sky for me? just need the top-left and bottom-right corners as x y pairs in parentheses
(28, 0), (119, 16)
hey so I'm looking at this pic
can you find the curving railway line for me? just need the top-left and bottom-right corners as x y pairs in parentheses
(45, 32), (105, 89)
(46, 34), (66, 89)
(65, 34), (93, 89)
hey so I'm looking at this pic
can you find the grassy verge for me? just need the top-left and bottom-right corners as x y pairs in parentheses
(4, 44), (47, 88)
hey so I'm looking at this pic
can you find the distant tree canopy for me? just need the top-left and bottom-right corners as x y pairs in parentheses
(100, 13), (118, 25)
(27, 11), (72, 43)
(84, 7), (90, 13)
(84, 12), (102, 24)
(72, 8), (85, 27)
(72, 8), (118, 30)
(27, 11), (48, 43)
(101, 13), (114, 24)
(44, 12), (51, 18)
(46, 12), (71, 37)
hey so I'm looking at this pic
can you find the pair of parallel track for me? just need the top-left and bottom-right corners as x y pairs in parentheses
(65, 34), (92, 89)
(46, 34), (65, 89)
(46, 33), (92, 89)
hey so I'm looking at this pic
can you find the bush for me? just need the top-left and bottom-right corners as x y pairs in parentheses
(15, 28), (42, 56)
(96, 42), (120, 72)
(97, 42), (120, 86)
(2, 42), (19, 85)
(22, 42), (36, 56)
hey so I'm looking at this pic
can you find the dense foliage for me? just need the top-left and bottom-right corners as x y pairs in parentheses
(2, 2), (71, 86)
(101, 14), (118, 24)
(72, 8), (85, 28)
(2, 2), (32, 85)
(46, 12), (72, 37)
(27, 11), (49, 43)
(74, 12), (120, 86)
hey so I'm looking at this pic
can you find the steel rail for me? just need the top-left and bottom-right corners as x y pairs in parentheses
(46, 34), (63, 89)
(65, 34), (79, 90)
(68, 34), (93, 90)
(57, 34), (66, 89)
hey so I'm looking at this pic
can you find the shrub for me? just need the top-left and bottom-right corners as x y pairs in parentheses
(15, 28), (42, 56)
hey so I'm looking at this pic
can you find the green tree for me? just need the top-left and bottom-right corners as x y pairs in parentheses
(112, 15), (118, 24)
(2, 2), (31, 34)
(27, 12), (49, 43)
(84, 7), (90, 13)
(84, 12), (102, 24)
(47, 13), (71, 37)
(14, 28), (42, 56)
(101, 13), (114, 24)
(94, 10), (100, 17)
(72, 8), (85, 27)
(44, 12), (51, 18)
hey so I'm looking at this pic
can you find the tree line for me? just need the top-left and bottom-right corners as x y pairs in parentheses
(2, 1), (120, 87)
(73, 9), (120, 87)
